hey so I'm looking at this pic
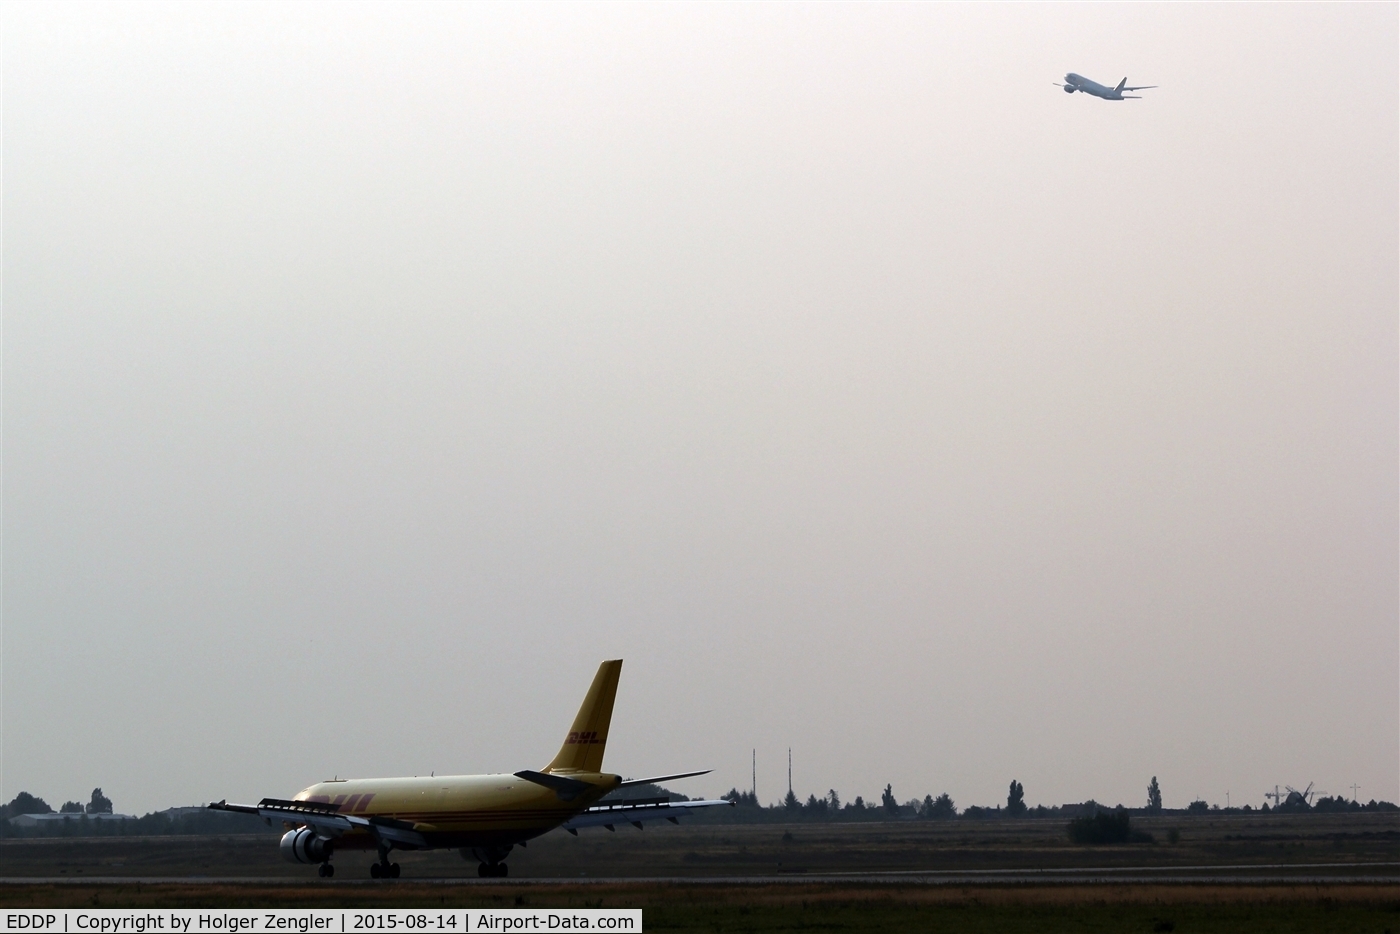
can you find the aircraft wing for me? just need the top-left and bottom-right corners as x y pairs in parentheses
(1122, 85), (1156, 91)
(560, 797), (735, 833)
(208, 799), (431, 848)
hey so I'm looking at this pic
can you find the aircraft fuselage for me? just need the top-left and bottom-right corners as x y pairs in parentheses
(293, 771), (620, 850)
(1062, 73), (1131, 100)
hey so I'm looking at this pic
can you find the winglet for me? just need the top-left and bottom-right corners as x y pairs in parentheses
(546, 659), (622, 774)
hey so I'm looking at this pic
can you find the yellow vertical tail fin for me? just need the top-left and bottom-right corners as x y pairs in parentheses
(545, 659), (622, 774)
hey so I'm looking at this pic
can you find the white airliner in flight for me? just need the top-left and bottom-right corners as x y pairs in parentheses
(1055, 73), (1156, 100)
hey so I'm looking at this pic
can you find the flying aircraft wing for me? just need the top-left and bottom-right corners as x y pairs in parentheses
(208, 799), (431, 848)
(559, 796), (736, 833)
(1122, 85), (1156, 91)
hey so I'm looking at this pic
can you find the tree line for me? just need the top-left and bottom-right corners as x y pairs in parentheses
(0, 789), (271, 838)
(0, 788), (112, 818)
(711, 775), (1396, 823)
(3, 777), (1393, 839)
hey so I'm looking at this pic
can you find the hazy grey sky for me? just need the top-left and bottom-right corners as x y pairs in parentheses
(3, 2), (1396, 817)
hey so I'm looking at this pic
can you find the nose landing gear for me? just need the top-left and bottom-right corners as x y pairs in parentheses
(317, 862), (335, 878)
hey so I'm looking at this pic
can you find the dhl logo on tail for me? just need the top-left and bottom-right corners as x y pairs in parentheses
(565, 731), (602, 745)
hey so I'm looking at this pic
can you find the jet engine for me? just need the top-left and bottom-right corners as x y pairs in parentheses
(463, 844), (515, 877)
(463, 844), (514, 864)
(280, 827), (333, 864)
(1062, 85), (1076, 93)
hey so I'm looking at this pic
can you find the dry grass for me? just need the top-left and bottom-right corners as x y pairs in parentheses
(2, 811), (1395, 881)
(1, 811), (1396, 930)
(1, 880), (1397, 907)
(3, 881), (1398, 932)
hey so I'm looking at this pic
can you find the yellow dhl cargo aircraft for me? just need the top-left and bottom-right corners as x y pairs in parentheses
(209, 660), (731, 878)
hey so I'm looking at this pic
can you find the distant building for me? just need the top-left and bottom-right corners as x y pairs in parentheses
(157, 807), (208, 820)
(8, 812), (134, 828)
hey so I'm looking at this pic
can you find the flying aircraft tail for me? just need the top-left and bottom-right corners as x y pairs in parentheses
(1114, 78), (1127, 93)
(545, 659), (622, 774)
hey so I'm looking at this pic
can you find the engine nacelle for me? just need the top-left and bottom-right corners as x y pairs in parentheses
(1062, 85), (1076, 93)
(280, 827), (333, 864)
(463, 844), (514, 864)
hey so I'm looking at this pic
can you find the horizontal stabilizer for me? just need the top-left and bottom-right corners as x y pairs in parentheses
(515, 769), (595, 801)
(618, 770), (711, 788)
(560, 797), (735, 832)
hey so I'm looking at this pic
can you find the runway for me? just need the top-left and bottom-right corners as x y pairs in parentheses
(3, 860), (1398, 887)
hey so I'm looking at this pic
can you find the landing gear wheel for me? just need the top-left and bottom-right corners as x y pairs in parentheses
(370, 863), (382, 879)
(478, 863), (489, 878)
(318, 863), (334, 878)
(497, 863), (508, 878)
(478, 862), (508, 878)
(389, 863), (401, 879)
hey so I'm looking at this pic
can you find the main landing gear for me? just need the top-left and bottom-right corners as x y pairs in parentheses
(466, 845), (513, 878)
(370, 845), (401, 879)
(317, 862), (335, 878)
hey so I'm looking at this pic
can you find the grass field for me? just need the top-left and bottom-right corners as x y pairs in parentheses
(0, 881), (1398, 932)
(1, 813), (1396, 930)
(1, 812), (1394, 879)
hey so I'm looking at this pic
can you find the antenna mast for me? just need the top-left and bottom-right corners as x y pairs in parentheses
(788, 748), (792, 797)
(752, 749), (757, 800)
